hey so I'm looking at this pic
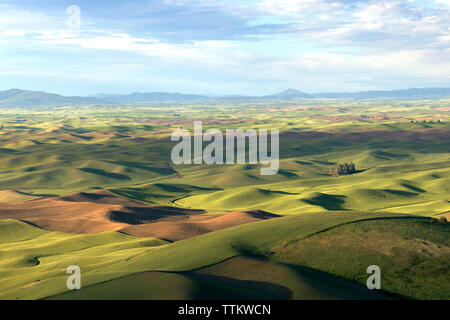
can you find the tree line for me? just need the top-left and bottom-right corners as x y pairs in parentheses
(329, 162), (356, 176)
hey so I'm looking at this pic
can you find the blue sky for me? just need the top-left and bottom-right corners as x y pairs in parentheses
(0, 0), (449, 95)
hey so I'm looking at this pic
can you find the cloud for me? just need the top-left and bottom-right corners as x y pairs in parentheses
(435, 0), (450, 5)
(290, 0), (450, 50)
(255, 0), (344, 17)
(0, 0), (449, 94)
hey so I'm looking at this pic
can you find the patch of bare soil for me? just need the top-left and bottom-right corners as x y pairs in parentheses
(0, 190), (279, 241)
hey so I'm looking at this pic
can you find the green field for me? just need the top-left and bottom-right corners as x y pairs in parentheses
(0, 99), (449, 300)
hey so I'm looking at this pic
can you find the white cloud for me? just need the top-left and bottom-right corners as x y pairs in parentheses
(36, 30), (248, 69)
(0, 6), (61, 33)
(295, 0), (450, 51)
(0, 1), (449, 93)
(255, 0), (343, 17)
(435, 0), (450, 5)
(353, 1), (396, 30)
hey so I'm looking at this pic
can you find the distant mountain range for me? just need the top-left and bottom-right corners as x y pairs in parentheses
(92, 92), (209, 104)
(1, 87), (450, 107)
(268, 88), (450, 100)
(0, 89), (100, 107)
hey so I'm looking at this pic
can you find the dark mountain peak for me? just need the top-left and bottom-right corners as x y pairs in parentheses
(6, 88), (22, 93)
(264, 88), (311, 99)
(279, 89), (306, 95)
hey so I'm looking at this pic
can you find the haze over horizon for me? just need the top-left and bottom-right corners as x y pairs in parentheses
(1, 0), (450, 96)
(2, 86), (450, 98)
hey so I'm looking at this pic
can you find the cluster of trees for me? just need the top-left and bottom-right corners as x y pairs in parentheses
(329, 162), (356, 176)
(410, 119), (444, 123)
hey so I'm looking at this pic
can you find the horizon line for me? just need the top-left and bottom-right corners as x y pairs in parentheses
(2, 86), (450, 98)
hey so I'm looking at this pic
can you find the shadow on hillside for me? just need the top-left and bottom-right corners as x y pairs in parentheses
(382, 189), (419, 197)
(107, 206), (206, 224)
(302, 193), (347, 210)
(78, 167), (132, 180)
(274, 260), (396, 300)
(104, 160), (176, 175)
(183, 272), (292, 300)
(400, 183), (426, 193)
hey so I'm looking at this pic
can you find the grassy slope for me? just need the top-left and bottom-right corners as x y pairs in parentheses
(175, 149), (449, 216)
(0, 211), (410, 299)
(0, 101), (448, 300)
(50, 256), (391, 300)
(272, 218), (450, 299)
(45, 216), (450, 300)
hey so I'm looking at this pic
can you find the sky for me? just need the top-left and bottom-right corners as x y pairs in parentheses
(0, 0), (449, 96)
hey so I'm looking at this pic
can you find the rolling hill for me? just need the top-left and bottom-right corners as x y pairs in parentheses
(1, 210), (448, 300)
(0, 98), (448, 300)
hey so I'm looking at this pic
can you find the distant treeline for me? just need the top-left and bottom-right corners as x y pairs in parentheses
(329, 162), (356, 176)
